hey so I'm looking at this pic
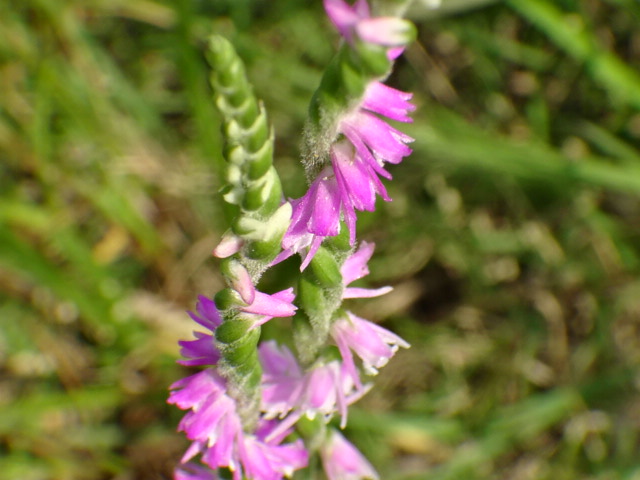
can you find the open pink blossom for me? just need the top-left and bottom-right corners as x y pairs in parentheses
(225, 262), (298, 325)
(275, 1), (415, 269)
(320, 430), (379, 480)
(169, 370), (242, 466)
(178, 288), (297, 367)
(172, 282), (301, 479)
(179, 296), (222, 367)
(240, 287), (297, 327)
(341, 241), (393, 299)
(169, 369), (308, 480)
(274, 169), (342, 269)
(301, 360), (368, 428)
(236, 431), (308, 480)
(332, 311), (409, 389)
(340, 104), (413, 166)
(188, 426), (308, 480)
(258, 341), (370, 440)
(332, 242), (409, 385)
(259, 341), (306, 420)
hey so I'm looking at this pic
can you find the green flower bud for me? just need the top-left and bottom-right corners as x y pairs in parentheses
(215, 317), (252, 344)
(214, 288), (245, 311)
(223, 327), (260, 366)
(247, 135), (274, 180)
(298, 275), (328, 320)
(310, 246), (343, 287)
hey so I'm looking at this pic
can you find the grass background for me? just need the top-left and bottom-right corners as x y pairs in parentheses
(1, 0), (640, 479)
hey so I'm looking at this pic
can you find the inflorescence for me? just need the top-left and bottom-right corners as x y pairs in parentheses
(169, 1), (417, 478)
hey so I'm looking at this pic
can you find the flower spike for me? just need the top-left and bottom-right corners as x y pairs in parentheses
(277, 1), (416, 268)
(170, 2), (414, 478)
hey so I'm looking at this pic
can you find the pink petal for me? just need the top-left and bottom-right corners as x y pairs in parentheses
(340, 241), (375, 285)
(299, 235), (325, 271)
(332, 313), (410, 374)
(212, 234), (243, 258)
(242, 288), (297, 318)
(355, 17), (413, 47)
(362, 81), (415, 123)
(342, 111), (413, 165)
(178, 333), (220, 366)
(342, 286), (393, 299)
(259, 341), (303, 378)
(324, 0), (364, 40)
(308, 176), (342, 236)
(321, 430), (379, 480)
(332, 144), (377, 212)
(174, 463), (218, 480)
(239, 436), (309, 480)
(168, 370), (225, 411)
(188, 296), (222, 331)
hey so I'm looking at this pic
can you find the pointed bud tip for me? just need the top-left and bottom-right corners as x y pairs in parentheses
(213, 234), (244, 258)
(356, 17), (416, 47)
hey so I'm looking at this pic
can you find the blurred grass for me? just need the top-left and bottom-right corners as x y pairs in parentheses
(1, 0), (640, 479)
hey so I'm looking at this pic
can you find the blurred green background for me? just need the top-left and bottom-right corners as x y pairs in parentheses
(2, 0), (640, 479)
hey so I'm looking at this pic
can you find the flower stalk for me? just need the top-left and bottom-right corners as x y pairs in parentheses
(169, 1), (419, 478)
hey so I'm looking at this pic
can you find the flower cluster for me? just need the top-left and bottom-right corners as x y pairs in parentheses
(170, 297), (308, 480)
(169, 1), (416, 479)
(276, 0), (415, 270)
(171, 245), (407, 479)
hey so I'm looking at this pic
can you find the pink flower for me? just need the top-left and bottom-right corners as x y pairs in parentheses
(259, 341), (306, 420)
(225, 262), (297, 325)
(361, 81), (415, 123)
(179, 296), (222, 367)
(274, 169), (342, 270)
(240, 287), (297, 327)
(169, 369), (308, 480)
(259, 341), (369, 438)
(333, 242), (409, 386)
(332, 312), (409, 383)
(320, 430), (379, 480)
(277, 80), (414, 269)
(340, 87), (414, 166)
(169, 370), (241, 450)
(236, 429), (308, 480)
(302, 361), (367, 427)
(275, 2), (415, 269)
(324, 0), (413, 48)
(330, 141), (385, 245)
(323, 0), (370, 42)
(172, 282), (301, 479)
(178, 287), (297, 368)
(341, 241), (393, 299)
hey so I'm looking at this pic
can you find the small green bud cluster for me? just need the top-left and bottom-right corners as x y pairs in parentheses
(207, 35), (291, 277)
